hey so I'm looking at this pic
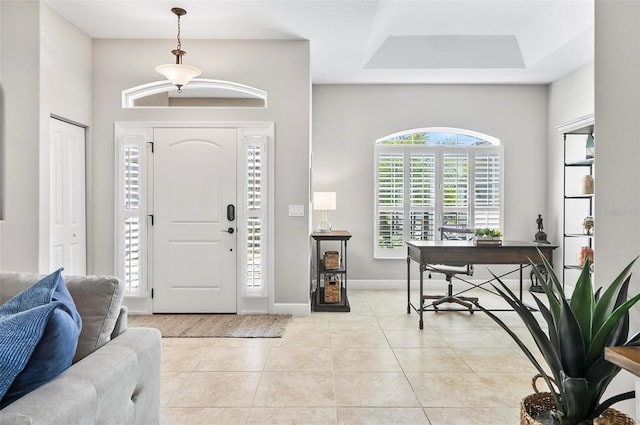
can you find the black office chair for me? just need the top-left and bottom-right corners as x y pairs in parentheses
(423, 226), (477, 313)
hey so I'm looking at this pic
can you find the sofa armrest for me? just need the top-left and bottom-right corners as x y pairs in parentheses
(0, 327), (161, 425)
(111, 305), (129, 338)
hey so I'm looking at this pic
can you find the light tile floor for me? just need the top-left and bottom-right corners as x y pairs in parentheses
(160, 288), (543, 425)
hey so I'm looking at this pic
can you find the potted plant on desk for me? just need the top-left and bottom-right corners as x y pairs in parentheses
(474, 228), (503, 246)
(478, 253), (640, 424)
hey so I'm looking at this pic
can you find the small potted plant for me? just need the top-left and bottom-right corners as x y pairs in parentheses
(479, 253), (640, 424)
(474, 228), (503, 245)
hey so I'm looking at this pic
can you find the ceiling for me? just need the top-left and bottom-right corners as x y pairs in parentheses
(44, 0), (594, 84)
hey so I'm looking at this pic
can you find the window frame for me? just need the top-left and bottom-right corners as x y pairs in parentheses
(114, 127), (152, 296)
(373, 128), (503, 259)
(238, 134), (269, 297)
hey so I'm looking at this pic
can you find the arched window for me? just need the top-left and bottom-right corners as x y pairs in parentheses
(122, 79), (267, 109)
(374, 128), (503, 258)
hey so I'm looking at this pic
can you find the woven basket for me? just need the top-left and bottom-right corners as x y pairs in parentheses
(323, 251), (340, 270)
(324, 275), (341, 303)
(521, 375), (635, 425)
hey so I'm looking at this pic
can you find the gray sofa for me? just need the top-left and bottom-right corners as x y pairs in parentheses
(0, 271), (161, 425)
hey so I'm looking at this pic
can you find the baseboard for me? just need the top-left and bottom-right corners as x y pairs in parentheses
(272, 302), (311, 316)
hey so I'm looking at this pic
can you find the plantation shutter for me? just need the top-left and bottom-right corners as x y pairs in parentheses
(241, 135), (268, 296)
(246, 143), (263, 292)
(409, 153), (436, 241)
(376, 153), (404, 252)
(117, 133), (148, 295)
(474, 152), (501, 228)
(442, 153), (469, 228)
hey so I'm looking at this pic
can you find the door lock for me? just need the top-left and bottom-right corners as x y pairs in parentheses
(227, 204), (235, 221)
(221, 227), (235, 234)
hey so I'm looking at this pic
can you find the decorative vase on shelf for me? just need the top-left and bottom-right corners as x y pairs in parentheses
(585, 133), (595, 159)
(582, 174), (594, 195)
(578, 246), (594, 267)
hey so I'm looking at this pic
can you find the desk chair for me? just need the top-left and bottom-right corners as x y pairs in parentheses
(423, 226), (477, 313)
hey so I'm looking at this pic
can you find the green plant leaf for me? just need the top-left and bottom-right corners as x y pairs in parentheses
(475, 301), (562, 410)
(624, 331), (640, 346)
(587, 284), (640, 365)
(532, 295), (563, 377)
(604, 277), (631, 348)
(569, 259), (595, 346)
(591, 257), (638, 336)
(534, 249), (566, 299)
(558, 297), (587, 377)
(585, 356), (623, 415)
(594, 391), (635, 418)
(529, 258), (562, 330)
(489, 279), (565, 391)
(561, 375), (593, 423)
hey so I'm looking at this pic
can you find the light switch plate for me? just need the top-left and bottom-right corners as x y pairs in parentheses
(288, 205), (305, 217)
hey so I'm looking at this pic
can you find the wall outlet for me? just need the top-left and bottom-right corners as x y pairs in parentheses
(288, 205), (305, 217)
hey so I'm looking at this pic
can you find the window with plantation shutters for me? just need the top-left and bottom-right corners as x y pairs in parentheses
(377, 154), (404, 250)
(116, 134), (149, 295)
(374, 129), (503, 258)
(245, 143), (264, 294)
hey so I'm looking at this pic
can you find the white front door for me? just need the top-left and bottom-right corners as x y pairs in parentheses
(152, 128), (237, 313)
(49, 118), (86, 275)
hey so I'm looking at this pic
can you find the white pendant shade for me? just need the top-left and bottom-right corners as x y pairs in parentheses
(155, 64), (201, 88)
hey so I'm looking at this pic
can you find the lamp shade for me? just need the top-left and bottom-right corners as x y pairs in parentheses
(313, 192), (336, 211)
(155, 64), (201, 88)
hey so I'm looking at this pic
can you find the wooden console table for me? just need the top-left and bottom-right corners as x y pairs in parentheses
(406, 240), (557, 329)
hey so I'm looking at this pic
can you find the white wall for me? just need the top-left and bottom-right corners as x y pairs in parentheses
(547, 62), (594, 275)
(38, 2), (93, 273)
(0, 1), (41, 272)
(312, 84), (548, 282)
(0, 0), (4, 224)
(91, 39), (311, 307)
(0, 1), (92, 273)
(594, 0), (640, 417)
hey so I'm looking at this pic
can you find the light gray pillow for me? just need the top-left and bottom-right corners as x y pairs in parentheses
(0, 271), (125, 363)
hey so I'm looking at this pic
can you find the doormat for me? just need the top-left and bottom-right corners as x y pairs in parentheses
(128, 313), (291, 338)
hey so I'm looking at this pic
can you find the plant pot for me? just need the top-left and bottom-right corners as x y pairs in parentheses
(473, 236), (502, 246)
(520, 376), (634, 425)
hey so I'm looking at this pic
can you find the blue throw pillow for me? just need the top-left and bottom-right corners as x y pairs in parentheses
(0, 268), (82, 407)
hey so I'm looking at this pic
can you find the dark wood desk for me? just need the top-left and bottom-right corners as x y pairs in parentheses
(406, 240), (557, 329)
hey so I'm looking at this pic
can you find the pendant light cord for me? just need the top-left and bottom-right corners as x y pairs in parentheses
(176, 14), (182, 51)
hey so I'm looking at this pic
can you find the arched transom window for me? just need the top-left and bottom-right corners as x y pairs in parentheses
(374, 128), (503, 258)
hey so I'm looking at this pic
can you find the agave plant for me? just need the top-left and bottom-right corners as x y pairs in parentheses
(479, 252), (640, 424)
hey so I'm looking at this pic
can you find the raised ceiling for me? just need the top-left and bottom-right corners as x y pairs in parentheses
(44, 0), (594, 84)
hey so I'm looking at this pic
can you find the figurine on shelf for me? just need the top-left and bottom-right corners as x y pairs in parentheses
(534, 214), (549, 244)
(583, 215), (594, 235)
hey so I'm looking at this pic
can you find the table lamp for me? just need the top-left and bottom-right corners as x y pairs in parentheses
(314, 192), (336, 232)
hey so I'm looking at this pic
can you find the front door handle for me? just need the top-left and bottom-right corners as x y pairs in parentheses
(221, 227), (235, 234)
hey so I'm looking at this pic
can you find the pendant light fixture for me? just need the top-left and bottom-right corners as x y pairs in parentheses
(155, 7), (201, 93)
